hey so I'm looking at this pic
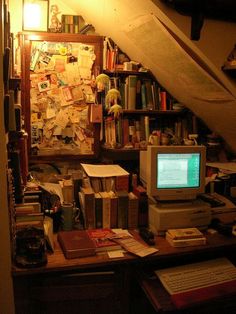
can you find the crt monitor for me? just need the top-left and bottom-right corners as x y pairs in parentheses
(139, 145), (206, 201)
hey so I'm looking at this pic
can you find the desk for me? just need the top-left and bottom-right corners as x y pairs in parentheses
(12, 232), (236, 314)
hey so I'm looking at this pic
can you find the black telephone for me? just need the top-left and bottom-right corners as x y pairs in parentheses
(15, 226), (47, 268)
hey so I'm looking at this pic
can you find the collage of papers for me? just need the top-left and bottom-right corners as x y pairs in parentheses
(29, 41), (97, 155)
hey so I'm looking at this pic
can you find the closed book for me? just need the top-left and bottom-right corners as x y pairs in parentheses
(15, 202), (41, 214)
(15, 212), (44, 222)
(136, 79), (142, 109)
(95, 193), (103, 228)
(145, 79), (154, 110)
(121, 118), (129, 146)
(126, 75), (137, 110)
(86, 228), (121, 252)
(133, 185), (148, 228)
(115, 175), (129, 192)
(99, 191), (111, 228)
(108, 191), (118, 228)
(166, 233), (206, 247)
(117, 190), (129, 229)
(141, 83), (147, 109)
(128, 192), (139, 229)
(58, 230), (96, 259)
(167, 227), (204, 240)
(79, 187), (95, 229)
(160, 91), (167, 111)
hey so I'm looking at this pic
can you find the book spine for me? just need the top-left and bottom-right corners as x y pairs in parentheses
(160, 91), (167, 111)
(117, 191), (129, 229)
(127, 75), (137, 110)
(115, 175), (129, 192)
(110, 196), (118, 228)
(102, 195), (111, 228)
(141, 83), (147, 109)
(81, 191), (96, 229)
(128, 193), (139, 229)
(95, 194), (103, 229)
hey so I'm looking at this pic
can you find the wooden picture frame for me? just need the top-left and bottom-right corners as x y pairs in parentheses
(22, 0), (49, 32)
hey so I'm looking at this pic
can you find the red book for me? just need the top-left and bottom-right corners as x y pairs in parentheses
(86, 228), (122, 252)
(57, 230), (96, 259)
(160, 91), (167, 111)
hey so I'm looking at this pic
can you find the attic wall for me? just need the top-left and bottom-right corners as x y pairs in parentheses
(9, 0), (236, 154)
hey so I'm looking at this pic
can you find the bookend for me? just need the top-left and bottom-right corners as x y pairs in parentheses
(14, 226), (47, 268)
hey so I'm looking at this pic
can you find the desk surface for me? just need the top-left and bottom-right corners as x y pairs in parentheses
(12, 231), (236, 277)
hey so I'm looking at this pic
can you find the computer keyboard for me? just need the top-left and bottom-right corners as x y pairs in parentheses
(155, 258), (236, 295)
(198, 193), (226, 207)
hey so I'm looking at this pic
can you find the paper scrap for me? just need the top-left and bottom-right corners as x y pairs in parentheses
(81, 164), (129, 177)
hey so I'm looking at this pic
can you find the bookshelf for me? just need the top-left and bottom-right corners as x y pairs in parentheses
(100, 43), (196, 164)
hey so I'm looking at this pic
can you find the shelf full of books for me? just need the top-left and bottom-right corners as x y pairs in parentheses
(103, 109), (190, 153)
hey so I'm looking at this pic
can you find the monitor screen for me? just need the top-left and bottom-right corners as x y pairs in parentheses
(157, 153), (200, 189)
(140, 145), (206, 201)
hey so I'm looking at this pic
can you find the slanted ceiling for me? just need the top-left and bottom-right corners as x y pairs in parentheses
(55, 1), (236, 153)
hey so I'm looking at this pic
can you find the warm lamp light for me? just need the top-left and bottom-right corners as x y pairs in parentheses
(24, 3), (41, 29)
(22, 0), (49, 31)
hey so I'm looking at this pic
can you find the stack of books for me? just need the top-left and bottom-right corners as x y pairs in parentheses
(165, 227), (206, 247)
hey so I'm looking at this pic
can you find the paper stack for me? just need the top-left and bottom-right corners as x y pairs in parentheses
(166, 227), (206, 247)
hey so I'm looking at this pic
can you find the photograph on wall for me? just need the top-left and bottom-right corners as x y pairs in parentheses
(48, 3), (62, 32)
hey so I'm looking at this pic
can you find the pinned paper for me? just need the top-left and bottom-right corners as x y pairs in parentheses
(90, 104), (102, 123)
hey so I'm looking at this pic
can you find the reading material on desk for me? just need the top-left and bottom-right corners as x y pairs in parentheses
(81, 163), (129, 177)
(113, 236), (159, 257)
(57, 230), (96, 259)
(165, 227), (206, 247)
(155, 257), (236, 308)
(86, 228), (122, 252)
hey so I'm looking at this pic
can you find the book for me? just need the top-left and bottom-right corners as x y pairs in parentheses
(144, 79), (154, 110)
(166, 233), (206, 247)
(126, 75), (137, 110)
(115, 175), (129, 192)
(133, 185), (148, 228)
(86, 228), (122, 252)
(15, 202), (41, 214)
(166, 227), (205, 240)
(99, 191), (111, 228)
(90, 177), (102, 193)
(160, 91), (167, 111)
(15, 212), (44, 230)
(117, 190), (129, 229)
(95, 192), (103, 228)
(79, 187), (95, 229)
(108, 190), (118, 228)
(128, 192), (139, 229)
(57, 230), (96, 259)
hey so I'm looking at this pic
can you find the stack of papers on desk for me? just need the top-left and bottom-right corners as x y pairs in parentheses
(155, 257), (236, 308)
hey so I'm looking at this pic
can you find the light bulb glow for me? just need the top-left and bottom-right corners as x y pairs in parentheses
(24, 3), (41, 29)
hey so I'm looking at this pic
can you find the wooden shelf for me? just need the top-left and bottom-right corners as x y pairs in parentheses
(104, 69), (151, 76)
(122, 109), (185, 115)
(101, 147), (141, 161)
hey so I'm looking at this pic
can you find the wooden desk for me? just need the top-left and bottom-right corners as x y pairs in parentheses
(12, 232), (236, 314)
